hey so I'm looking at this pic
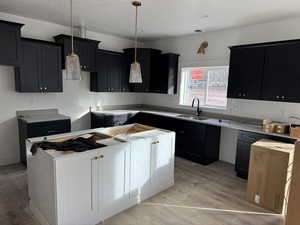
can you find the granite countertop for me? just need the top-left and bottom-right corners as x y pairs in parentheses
(17, 109), (71, 123)
(92, 107), (298, 140)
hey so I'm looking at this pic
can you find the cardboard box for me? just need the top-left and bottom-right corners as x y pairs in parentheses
(286, 141), (300, 225)
(247, 139), (294, 214)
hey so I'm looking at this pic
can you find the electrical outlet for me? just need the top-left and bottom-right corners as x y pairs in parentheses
(255, 194), (260, 204)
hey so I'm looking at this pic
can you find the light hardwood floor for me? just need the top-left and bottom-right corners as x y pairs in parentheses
(0, 158), (285, 225)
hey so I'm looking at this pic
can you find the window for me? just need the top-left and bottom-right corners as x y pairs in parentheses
(179, 66), (229, 108)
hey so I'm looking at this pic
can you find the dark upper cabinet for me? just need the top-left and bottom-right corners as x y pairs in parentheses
(227, 46), (265, 100)
(53, 34), (100, 72)
(261, 42), (300, 103)
(123, 48), (162, 92)
(228, 39), (300, 103)
(90, 50), (128, 92)
(150, 53), (179, 94)
(0, 20), (24, 66)
(15, 38), (62, 93)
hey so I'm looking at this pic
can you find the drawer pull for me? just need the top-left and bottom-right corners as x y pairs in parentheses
(47, 130), (57, 134)
(152, 141), (160, 145)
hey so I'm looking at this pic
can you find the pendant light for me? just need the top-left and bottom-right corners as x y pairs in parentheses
(65, 0), (81, 80)
(129, 1), (142, 83)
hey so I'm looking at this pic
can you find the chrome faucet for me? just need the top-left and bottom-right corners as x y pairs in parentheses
(192, 97), (202, 116)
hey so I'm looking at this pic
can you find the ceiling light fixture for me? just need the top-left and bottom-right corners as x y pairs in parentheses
(65, 0), (81, 80)
(129, 1), (142, 83)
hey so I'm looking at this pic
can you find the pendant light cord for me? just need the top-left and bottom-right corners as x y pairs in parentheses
(134, 5), (138, 63)
(70, 0), (74, 54)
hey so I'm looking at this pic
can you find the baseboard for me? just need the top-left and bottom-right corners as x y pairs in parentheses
(0, 156), (19, 166)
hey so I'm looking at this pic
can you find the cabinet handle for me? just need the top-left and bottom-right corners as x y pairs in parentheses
(100, 155), (104, 159)
(152, 140), (160, 145)
(47, 130), (57, 134)
(276, 96), (280, 99)
(80, 65), (83, 69)
(282, 96), (285, 100)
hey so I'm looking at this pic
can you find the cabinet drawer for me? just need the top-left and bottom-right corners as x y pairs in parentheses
(28, 120), (71, 138)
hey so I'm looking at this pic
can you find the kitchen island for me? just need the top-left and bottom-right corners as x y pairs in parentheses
(26, 124), (175, 225)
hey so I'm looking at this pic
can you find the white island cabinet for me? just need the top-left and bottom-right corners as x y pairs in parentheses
(27, 124), (175, 225)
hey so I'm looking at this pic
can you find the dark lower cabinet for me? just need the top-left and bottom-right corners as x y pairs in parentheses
(18, 119), (71, 165)
(90, 50), (128, 92)
(15, 38), (62, 92)
(235, 131), (295, 179)
(93, 111), (221, 165)
(0, 20), (23, 66)
(171, 119), (221, 165)
(91, 112), (134, 128)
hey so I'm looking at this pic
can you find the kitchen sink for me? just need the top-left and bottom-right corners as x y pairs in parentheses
(177, 114), (208, 120)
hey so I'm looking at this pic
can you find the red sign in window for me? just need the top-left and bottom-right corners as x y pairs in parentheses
(192, 70), (205, 80)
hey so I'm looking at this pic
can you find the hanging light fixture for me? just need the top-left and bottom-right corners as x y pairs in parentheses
(65, 0), (81, 80)
(129, 1), (142, 83)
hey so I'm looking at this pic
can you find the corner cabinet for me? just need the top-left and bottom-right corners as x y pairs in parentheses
(0, 20), (24, 66)
(90, 50), (129, 92)
(15, 38), (63, 93)
(123, 48), (162, 92)
(228, 39), (300, 103)
(54, 34), (100, 72)
(150, 53), (179, 94)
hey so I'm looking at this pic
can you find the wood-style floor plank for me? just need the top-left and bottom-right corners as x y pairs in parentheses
(0, 158), (285, 225)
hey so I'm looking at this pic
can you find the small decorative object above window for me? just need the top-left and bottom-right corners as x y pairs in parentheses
(197, 41), (208, 54)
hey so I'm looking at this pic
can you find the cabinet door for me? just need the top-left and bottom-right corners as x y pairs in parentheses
(56, 151), (100, 225)
(0, 23), (22, 66)
(124, 48), (151, 92)
(91, 51), (109, 92)
(151, 133), (174, 192)
(41, 44), (62, 92)
(107, 52), (122, 92)
(182, 121), (205, 159)
(15, 41), (41, 92)
(261, 43), (300, 102)
(84, 43), (97, 72)
(227, 47), (264, 99)
(130, 138), (153, 202)
(100, 144), (131, 220)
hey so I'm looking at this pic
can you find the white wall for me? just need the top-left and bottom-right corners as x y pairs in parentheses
(0, 12), (143, 165)
(144, 17), (300, 164)
(144, 17), (300, 122)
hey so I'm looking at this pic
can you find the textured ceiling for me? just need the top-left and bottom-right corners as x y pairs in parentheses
(1, 0), (300, 40)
